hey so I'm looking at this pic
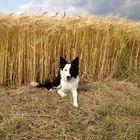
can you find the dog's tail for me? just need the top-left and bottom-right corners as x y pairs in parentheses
(30, 74), (61, 91)
(30, 81), (53, 90)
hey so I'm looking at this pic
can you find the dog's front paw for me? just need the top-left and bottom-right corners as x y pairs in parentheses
(58, 92), (66, 97)
(58, 90), (66, 97)
(73, 102), (78, 108)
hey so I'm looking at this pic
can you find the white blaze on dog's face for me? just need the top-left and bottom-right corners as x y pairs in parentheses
(60, 57), (79, 81)
(61, 64), (71, 81)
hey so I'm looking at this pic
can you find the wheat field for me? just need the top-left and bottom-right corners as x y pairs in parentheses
(0, 14), (140, 86)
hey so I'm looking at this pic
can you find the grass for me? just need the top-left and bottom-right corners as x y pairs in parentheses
(0, 14), (139, 86)
(96, 102), (115, 116)
(91, 81), (106, 92)
(0, 116), (26, 139)
(120, 99), (140, 116)
(0, 80), (139, 140)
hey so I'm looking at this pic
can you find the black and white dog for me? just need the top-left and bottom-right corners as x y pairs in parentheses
(31, 57), (80, 107)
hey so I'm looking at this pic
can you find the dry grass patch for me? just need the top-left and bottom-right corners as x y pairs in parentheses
(0, 79), (139, 139)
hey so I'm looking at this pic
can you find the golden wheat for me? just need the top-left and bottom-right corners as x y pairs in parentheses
(0, 14), (139, 86)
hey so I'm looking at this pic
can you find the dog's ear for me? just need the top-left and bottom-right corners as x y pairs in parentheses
(60, 56), (67, 69)
(71, 57), (79, 67)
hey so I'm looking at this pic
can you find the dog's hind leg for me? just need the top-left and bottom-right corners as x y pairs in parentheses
(71, 89), (78, 107)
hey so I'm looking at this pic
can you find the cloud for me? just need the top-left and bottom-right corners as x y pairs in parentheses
(120, 0), (140, 20)
(90, 0), (140, 20)
(17, 0), (91, 16)
(0, 0), (139, 20)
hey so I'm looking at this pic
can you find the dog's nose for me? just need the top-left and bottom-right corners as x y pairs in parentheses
(67, 76), (71, 80)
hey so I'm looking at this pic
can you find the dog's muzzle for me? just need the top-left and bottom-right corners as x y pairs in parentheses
(66, 76), (71, 81)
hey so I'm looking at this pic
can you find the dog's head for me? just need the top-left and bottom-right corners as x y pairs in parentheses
(60, 56), (79, 81)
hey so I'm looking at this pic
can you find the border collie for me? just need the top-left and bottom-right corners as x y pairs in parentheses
(31, 57), (79, 107)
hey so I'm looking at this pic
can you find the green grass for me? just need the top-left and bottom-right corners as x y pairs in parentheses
(120, 99), (140, 116)
(96, 102), (115, 116)
(0, 116), (26, 139)
(92, 81), (106, 92)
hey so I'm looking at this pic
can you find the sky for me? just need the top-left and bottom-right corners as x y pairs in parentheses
(0, 0), (140, 20)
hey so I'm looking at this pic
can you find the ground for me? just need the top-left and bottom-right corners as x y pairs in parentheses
(0, 79), (140, 140)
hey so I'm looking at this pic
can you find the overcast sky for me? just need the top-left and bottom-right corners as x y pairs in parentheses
(0, 0), (140, 20)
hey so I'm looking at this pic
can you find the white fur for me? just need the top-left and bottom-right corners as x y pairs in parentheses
(30, 81), (39, 87)
(58, 66), (80, 107)
(61, 64), (71, 81)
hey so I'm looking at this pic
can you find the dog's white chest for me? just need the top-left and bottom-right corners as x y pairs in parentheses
(61, 76), (79, 91)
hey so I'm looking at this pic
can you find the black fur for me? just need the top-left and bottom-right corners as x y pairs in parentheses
(70, 57), (79, 78)
(60, 56), (67, 69)
(51, 74), (61, 87)
(35, 74), (61, 90)
(36, 82), (53, 90)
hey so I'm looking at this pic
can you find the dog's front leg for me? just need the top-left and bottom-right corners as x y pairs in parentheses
(58, 88), (66, 97)
(72, 89), (78, 107)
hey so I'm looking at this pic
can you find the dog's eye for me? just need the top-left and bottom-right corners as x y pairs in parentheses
(64, 69), (67, 71)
